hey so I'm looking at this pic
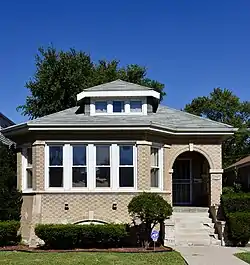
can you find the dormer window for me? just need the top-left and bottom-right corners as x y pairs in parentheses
(130, 101), (142, 112)
(95, 101), (107, 113)
(113, 101), (125, 113)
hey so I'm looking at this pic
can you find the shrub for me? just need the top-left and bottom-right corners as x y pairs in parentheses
(222, 186), (235, 195)
(221, 192), (250, 214)
(35, 223), (128, 249)
(0, 221), (20, 246)
(227, 212), (250, 246)
(128, 192), (172, 247)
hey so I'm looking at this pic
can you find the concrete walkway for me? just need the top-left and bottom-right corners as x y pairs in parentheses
(175, 246), (250, 265)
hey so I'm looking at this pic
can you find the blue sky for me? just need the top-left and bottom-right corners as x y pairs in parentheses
(1, 0), (250, 123)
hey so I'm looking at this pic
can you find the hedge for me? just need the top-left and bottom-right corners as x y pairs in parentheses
(35, 223), (128, 249)
(0, 221), (20, 246)
(227, 212), (250, 246)
(221, 192), (250, 214)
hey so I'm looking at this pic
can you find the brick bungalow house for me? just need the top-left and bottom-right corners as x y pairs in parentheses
(2, 80), (236, 246)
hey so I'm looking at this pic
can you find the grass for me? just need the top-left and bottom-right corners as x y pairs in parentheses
(0, 251), (185, 265)
(235, 252), (250, 264)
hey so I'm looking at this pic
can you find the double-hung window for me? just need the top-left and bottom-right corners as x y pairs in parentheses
(49, 146), (63, 187)
(151, 147), (161, 188)
(119, 145), (134, 187)
(72, 145), (87, 188)
(95, 145), (111, 188)
(22, 147), (33, 190)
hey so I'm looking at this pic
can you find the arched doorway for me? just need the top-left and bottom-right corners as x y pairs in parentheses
(172, 151), (210, 206)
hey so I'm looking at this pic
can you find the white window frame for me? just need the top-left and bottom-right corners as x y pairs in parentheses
(150, 145), (163, 191)
(22, 147), (33, 192)
(71, 144), (88, 189)
(94, 144), (112, 189)
(117, 145), (137, 190)
(44, 141), (137, 192)
(90, 97), (147, 115)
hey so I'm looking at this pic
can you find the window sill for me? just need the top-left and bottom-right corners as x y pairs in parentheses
(22, 189), (34, 194)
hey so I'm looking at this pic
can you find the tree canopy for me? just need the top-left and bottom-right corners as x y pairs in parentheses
(184, 88), (250, 167)
(0, 144), (22, 221)
(18, 46), (165, 119)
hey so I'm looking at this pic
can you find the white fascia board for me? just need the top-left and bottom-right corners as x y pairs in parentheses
(76, 90), (160, 101)
(28, 125), (235, 135)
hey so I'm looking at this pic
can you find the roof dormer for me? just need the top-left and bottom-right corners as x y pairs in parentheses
(76, 80), (160, 116)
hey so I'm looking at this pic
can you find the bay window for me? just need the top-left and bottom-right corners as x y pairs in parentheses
(45, 143), (136, 191)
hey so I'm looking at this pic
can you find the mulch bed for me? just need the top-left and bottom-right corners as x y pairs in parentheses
(0, 245), (172, 253)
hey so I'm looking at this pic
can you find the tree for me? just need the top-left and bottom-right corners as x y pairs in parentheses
(128, 192), (172, 248)
(0, 143), (22, 221)
(18, 46), (165, 119)
(184, 88), (250, 167)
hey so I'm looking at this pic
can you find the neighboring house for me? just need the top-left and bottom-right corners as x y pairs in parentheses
(0, 112), (15, 146)
(224, 156), (250, 192)
(2, 80), (236, 246)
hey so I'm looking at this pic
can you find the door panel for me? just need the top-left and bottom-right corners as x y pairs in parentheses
(173, 159), (191, 205)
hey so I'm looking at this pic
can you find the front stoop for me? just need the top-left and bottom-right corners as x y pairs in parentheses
(164, 207), (221, 247)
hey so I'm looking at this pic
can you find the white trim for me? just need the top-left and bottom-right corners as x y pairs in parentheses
(21, 147), (33, 192)
(28, 126), (235, 136)
(22, 190), (171, 194)
(150, 145), (164, 191)
(77, 90), (160, 101)
(209, 169), (224, 174)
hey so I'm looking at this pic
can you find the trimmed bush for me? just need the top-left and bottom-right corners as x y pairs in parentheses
(0, 221), (20, 246)
(35, 223), (128, 249)
(227, 212), (250, 246)
(221, 192), (250, 214)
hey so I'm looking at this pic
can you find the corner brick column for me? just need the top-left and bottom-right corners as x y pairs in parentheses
(16, 148), (22, 191)
(136, 141), (151, 191)
(209, 169), (223, 207)
(163, 145), (172, 205)
(32, 141), (45, 191)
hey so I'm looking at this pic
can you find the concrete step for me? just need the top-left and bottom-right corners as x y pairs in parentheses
(176, 222), (213, 229)
(173, 212), (210, 217)
(173, 217), (212, 224)
(176, 227), (213, 235)
(173, 207), (209, 213)
(175, 238), (211, 246)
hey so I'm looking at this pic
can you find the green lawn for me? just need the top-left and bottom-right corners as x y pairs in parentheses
(0, 251), (185, 265)
(235, 252), (250, 264)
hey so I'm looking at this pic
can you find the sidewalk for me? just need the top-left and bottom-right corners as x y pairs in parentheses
(175, 246), (249, 265)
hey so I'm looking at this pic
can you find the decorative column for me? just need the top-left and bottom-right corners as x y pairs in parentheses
(136, 141), (151, 191)
(209, 169), (223, 207)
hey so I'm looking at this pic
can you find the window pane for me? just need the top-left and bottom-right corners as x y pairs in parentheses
(96, 167), (110, 187)
(119, 167), (134, 187)
(95, 101), (107, 113)
(151, 148), (159, 167)
(120, 146), (133, 165)
(49, 146), (63, 166)
(49, 167), (63, 187)
(72, 167), (87, 187)
(130, 101), (142, 112)
(113, 101), (124, 112)
(96, 145), (110, 165)
(27, 148), (32, 166)
(73, 146), (86, 166)
(151, 168), (159, 187)
(26, 168), (32, 189)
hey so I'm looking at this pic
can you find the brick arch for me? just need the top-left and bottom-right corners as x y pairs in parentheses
(169, 146), (214, 170)
(74, 219), (108, 225)
(70, 215), (113, 224)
